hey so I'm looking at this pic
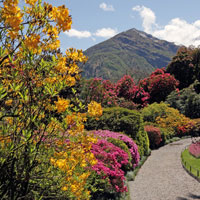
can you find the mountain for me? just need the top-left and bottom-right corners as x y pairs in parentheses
(80, 28), (179, 82)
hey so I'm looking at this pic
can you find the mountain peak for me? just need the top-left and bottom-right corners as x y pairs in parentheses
(81, 28), (179, 82)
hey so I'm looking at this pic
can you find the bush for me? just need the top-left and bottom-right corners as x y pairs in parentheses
(141, 102), (193, 137)
(140, 68), (179, 103)
(141, 102), (171, 123)
(107, 137), (132, 171)
(91, 139), (129, 193)
(190, 118), (200, 137)
(166, 81), (200, 119)
(144, 125), (162, 149)
(86, 107), (149, 158)
(79, 78), (118, 108)
(91, 130), (140, 168)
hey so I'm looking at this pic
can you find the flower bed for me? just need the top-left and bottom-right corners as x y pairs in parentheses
(189, 141), (200, 158)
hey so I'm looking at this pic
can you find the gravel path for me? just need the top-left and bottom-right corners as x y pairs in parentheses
(128, 138), (200, 200)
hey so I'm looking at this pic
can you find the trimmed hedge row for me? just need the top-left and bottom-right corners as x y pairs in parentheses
(85, 107), (150, 158)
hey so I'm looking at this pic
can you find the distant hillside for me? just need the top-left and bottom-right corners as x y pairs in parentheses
(80, 28), (179, 82)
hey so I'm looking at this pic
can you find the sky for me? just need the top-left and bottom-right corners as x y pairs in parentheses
(47, 0), (200, 52)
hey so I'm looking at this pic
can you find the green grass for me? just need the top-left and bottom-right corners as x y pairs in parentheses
(181, 149), (200, 178)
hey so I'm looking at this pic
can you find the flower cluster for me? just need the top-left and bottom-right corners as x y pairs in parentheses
(91, 139), (129, 193)
(88, 101), (103, 119)
(1, 0), (23, 39)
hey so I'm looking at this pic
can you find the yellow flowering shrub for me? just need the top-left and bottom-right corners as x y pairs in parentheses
(0, 0), (102, 199)
(88, 101), (103, 119)
(155, 106), (194, 135)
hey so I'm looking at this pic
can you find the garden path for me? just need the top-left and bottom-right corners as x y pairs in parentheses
(128, 138), (200, 200)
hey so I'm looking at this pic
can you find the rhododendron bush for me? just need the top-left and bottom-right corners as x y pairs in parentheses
(116, 75), (149, 107)
(0, 0), (102, 199)
(80, 78), (118, 107)
(140, 68), (179, 103)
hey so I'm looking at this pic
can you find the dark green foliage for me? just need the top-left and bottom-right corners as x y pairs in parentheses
(81, 28), (178, 83)
(166, 81), (200, 118)
(85, 107), (149, 157)
(166, 46), (196, 89)
(166, 46), (200, 89)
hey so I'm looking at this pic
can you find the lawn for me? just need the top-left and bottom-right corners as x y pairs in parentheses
(181, 149), (200, 179)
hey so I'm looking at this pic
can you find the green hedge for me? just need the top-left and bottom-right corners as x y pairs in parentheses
(85, 107), (149, 158)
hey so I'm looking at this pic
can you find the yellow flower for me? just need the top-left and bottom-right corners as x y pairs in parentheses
(25, 0), (38, 6)
(54, 97), (70, 113)
(2, 0), (23, 39)
(5, 99), (13, 106)
(65, 75), (76, 87)
(50, 5), (72, 32)
(24, 34), (41, 53)
(88, 101), (103, 118)
(54, 56), (66, 73)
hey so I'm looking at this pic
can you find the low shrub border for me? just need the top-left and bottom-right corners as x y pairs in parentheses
(181, 147), (200, 182)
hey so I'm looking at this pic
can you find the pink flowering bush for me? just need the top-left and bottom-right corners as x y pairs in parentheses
(91, 139), (129, 193)
(189, 141), (200, 158)
(92, 130), (140, 168)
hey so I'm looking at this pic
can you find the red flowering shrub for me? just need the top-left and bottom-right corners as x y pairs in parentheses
(189, 141), (200, 158)
(116, 75), (149, 107)
(115, 75), (135, 100)
(91, 139), (129, 193)
(144, 125), (162, 149)
(140, 68), (179, 103)
(80, 78), (118, 107)
(177, 121), (196, 136)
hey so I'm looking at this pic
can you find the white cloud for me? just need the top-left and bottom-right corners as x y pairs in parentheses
(133, 5), (200, 47)
(100, 3), (115, 11)
(64, 28), (92, 39)
(153, 18), (200, 46)
(94, 28), (118, 38)
(132, 5), (157, 33)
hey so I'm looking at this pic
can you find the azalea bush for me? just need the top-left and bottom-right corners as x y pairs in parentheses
(141, 102), (194, 138)
(156, 107), (194, 137)
(91, 139), (129, 193)
(91, 130), (140, 168)
(0, 0), (102, 199)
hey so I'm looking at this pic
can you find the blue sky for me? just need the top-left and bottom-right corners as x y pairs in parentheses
(48, 0), (200, 52)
